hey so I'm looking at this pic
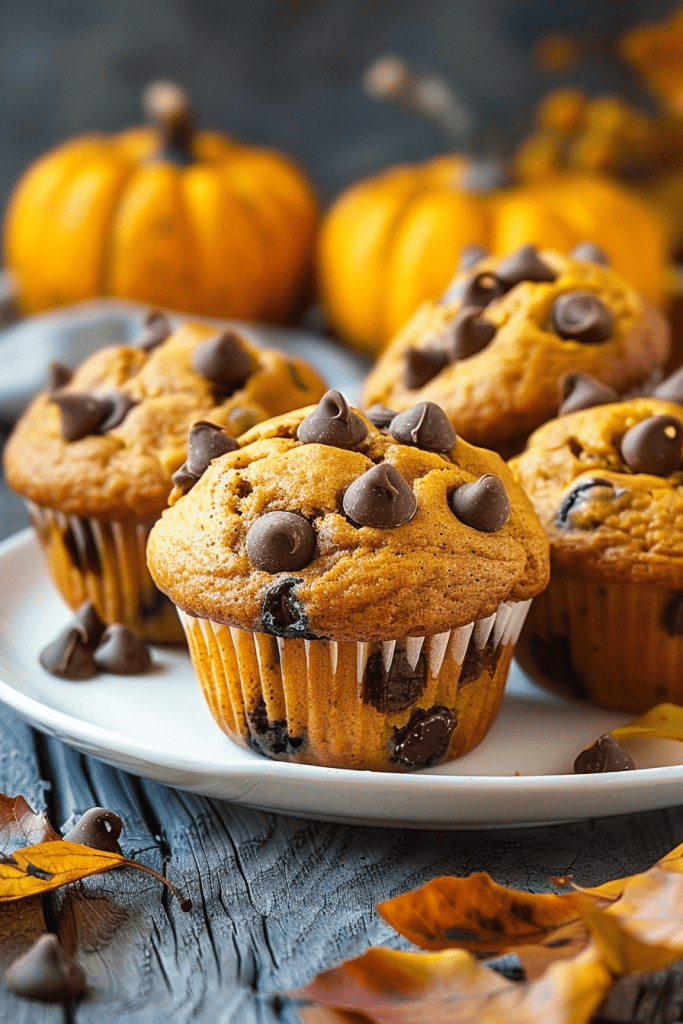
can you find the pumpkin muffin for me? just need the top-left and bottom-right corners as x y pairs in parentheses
(3, 313), (327, 641)
(362, 244), (670, 458)
(147, 391), (549, 771)
(510, 389), (683, 712)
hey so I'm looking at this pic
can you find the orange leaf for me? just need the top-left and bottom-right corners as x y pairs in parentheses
(290, 943), (613, 1024)
(0, 840), (125, 900)
(622, 10), (683, 113)
(610, 703), (683, 744)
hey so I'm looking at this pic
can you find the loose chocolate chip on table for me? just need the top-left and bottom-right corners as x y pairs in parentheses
(297, 389), (367, 448)
(191, 330), (255, 394)
(6, 934), (86, 1003)
(51, 392), (114, 442)
(552, 291), (615, 344)
(63, 807), (123, 854)
(557, 478), (616, 528)
(403, 346), (449, 389)
(460, 271), (506, 309)
(558, 372), (619, 415)
(46, 359), (72, 392)
(137, 309), (172, 351)
(569, 241), (610, 267)
(621, 415), (683, 476)
(665, 592), (683, 636)
(391, 705), (455, 770)
(94, 624), (153, 674)
(458, 243), (489, 271)
(449, 474), (511, 532)
(186, 421), (238, 477)
(343, 464), (417, 528)
(444, 307), (496, 361)
(573, 734), (635, 774)
(389, 402), (457, 452)
(653, 365), (683, 405)
(495, 244), (557, 287)
(39, 624), (98, 680)
(365, 403), (397, 429)
(247, 512), (317, 573)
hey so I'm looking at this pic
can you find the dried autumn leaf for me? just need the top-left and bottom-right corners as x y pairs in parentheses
(0, 794), (60, 854)
(621, 10), (683, 113)
(377, 873), (588, 978)
(290, 943), (613, 1024)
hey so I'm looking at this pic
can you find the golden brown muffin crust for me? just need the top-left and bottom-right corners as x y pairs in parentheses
(147, 403), (550, 641)
(3, 321), (327, 520)
(363, 249), (669, 449)
(510, 397), (683, 586)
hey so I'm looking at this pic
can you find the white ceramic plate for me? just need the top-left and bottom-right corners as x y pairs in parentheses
(3, 530), (683, 829)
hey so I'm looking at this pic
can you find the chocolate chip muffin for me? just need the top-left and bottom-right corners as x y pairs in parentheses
(3, 312), (327, 641)
(147, 391), (549, 770)
(510, 387), (683, 712)
(363, 244), (670, 458)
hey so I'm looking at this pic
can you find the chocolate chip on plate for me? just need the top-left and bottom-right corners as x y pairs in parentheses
(449, 474), (511, 532)
(343, 464), (417, 529)
(574, 734), (635, 773)
(552, 291), (615, 344)
(620, 415), (683, 476)
(297, 390), (367, 448)
(389, 402), (457, 452)
(246, 511), (317, 573)
(39, 624), (98, 680)
(94, 624), (152, 675)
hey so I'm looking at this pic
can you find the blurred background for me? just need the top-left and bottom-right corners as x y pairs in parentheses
(1, 0), (679, 209)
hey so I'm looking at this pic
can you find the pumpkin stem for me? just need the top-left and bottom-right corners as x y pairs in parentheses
(143, 81), (195, 165)
(364, 55), (473, 147)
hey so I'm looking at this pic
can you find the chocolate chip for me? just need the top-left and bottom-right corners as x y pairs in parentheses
(191, 330), (255, 395)
(73, 601), (105, 647)
(389, 402), (457, 452)
(552, 292), (615, 344)
(343, 464), (417, 528)
(557, 478), (616, 528)
(443, 307), (496, 361)
(665, 592), (683, 636)
(495, 244), (557, 287)
(63, 807), (123, 854)
(62, 520), (101, 575)
(574, 734), (635, 773)
(260, 576), (312, 638)
(449, 474), (511, 532)
(98, 392), (138, 432)
(46, 360), (72, 392)
(297, 390), (367, 448)
(246, 512), (317, 573)
(391, 705), (455, 770)
(570, 241), (610, 267)
(460, 272), (506, 308)
(171, 462), (200, 494)
(362, 647), (427, 713)
(94, 624), (152, 674)
(39, 624), (98, 680)
(458, 244), (489, 271)
(6, 935), (86, 1003)
(558, 373), (619, 415)
(51, 392), (113, 441)
(621, 415), (683, 476)
(403, 346), (449, 389)
(365, 403), (397, 429)
(247, 698), (305, 757)
(186, 421), (238, 476)
(653, 366), (683, 405)
(137, 309), (172, 351)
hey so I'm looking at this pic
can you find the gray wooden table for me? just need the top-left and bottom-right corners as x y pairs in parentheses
(0, 427), (681, 1024)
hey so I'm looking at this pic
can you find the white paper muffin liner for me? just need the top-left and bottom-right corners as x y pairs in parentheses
(26, 501), (183, 643)
(177, 597), (531, 771)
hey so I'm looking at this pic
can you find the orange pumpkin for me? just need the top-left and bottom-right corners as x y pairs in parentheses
(4, 82), (318, 324)
(318, 160), (667, 357)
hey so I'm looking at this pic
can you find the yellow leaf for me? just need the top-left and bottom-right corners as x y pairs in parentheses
(622, 10), (683, 113)
(0, 840), (124, 900)
(611, 703), (683, 744)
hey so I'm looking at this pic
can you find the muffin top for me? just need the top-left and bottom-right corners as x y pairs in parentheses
(510, 395), (683, 587)
(362, 244), (669, 452)
(3, 314), (327, 520)
(147, 392), (549, 642)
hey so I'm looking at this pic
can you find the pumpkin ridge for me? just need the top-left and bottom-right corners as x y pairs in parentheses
(96, 156), (141, 300)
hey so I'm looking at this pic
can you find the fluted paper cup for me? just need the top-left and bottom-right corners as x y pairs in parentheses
(177, 598), (531, 771)
(26, 502), (183, 643)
